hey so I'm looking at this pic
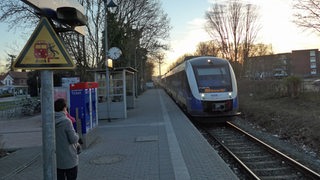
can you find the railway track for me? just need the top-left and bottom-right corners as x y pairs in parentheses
(202, 122), (320, 180)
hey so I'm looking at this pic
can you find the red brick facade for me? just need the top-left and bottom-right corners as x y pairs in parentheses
(247, 49), (319, 78)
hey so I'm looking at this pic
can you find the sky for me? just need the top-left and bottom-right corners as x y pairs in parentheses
(1, 0), (320, 74)
(160, 0), (320, 73)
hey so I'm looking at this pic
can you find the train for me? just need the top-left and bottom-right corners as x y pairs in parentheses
(161, 56), (240, 122)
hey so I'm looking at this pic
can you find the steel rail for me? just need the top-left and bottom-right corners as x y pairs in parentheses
(227, 121), (320, 179)
(202, 127), (260, 179)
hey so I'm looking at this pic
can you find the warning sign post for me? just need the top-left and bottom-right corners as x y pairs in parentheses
(13, 17), (76, 180)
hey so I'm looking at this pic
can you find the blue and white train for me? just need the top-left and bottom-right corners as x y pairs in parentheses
(161, 56), (240, 122)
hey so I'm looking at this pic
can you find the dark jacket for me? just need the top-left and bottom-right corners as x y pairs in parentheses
(55, 111), (79, 169)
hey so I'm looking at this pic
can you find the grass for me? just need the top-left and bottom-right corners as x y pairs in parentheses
(0, 101), (17, 111)
(0, 97), (39, 111)
(238, 79), (320, 154)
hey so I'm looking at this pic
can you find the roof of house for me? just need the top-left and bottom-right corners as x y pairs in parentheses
(0, 71), (28, 84)
(0, 74), (5, 81)
(7, 71), (28, 79)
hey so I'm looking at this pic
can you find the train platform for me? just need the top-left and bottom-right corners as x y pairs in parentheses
(0, 89), (238, 180)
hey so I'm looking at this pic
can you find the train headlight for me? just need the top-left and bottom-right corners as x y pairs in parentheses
(201, 93), (205, 99)
(228, 92), (232, 98)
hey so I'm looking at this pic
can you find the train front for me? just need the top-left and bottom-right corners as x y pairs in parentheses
(186, 57), (240, 122)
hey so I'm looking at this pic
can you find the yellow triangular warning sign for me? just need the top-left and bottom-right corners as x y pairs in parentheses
(13, 17), (75, 70)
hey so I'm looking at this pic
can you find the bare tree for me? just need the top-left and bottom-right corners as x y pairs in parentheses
(0, 1), (39, 73)
(205, 0), (260, 65)
(108, 0), (170, 92)
(0, 0), (170, 82)
(293, 0), (320, 34)
(194, 41), (221, 57)
(82, 0), (104, 68)
(249, 43), (273, 57)
(112, 0), (170, 64)
(153, 52), (165, 78)
(144, 60), (155, 81)
(166, 53), (193, 72)
(242, 4), (260, 72)
(6, 54), (15, 71)
(0, 0), (38, 30)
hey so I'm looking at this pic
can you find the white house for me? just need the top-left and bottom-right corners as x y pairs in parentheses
(1, 74), (14, 86)
(0, 71), (28, 95)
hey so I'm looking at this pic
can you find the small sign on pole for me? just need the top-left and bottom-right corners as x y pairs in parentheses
(13, 17), (75, 70)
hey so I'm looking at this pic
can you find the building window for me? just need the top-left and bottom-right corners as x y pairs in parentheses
(311, 62), (317, 68)
(281, 59), (287, 64)
(311, 69), (317, 75)
(310, 56), (316, 62)
(310, 50), (316, 57)
(5, 79), (11, 85)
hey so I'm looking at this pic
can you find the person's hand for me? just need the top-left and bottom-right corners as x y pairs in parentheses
(63, 107), (68, 114)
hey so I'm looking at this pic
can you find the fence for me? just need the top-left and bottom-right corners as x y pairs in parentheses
(0, 97), (40, 121)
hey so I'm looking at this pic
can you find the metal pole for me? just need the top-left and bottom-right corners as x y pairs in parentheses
(41, 70), (56, 180)
(134, 48), (138, 97)
(104, 0), (110, 120)
(36, 76), (39, 96)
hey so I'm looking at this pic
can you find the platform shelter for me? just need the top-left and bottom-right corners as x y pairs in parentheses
(91, 67), (137, 119)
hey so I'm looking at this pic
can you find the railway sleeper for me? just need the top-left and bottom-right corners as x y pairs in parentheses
(258, 174), (301, 180)
(234, 149), (265, 154)
(253, 166), (298, 174)
(220, 136), (246, 141)
(246, 160), (278, 164)
(238, 154), (271, 161)
(224, 142), (248, 146)
(232, 150), (263, 155)
(252, 166), (302, 179)
(226, 144), (256, 150)
(245, 160), (283, 168)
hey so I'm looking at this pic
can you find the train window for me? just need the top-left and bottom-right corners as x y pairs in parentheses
(197, 67), (226, 76)
(194, 65), (232, 93)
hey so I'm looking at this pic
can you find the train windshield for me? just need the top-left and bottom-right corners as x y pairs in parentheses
(194, 65), (232, 93)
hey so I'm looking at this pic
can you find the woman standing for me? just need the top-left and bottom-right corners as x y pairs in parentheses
(54, 98), (79, 180)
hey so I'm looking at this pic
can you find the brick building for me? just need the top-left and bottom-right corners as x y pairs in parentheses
(246, 53), (290, 79)
(247, 49), (320, 79)
(291, 49), (319, 77)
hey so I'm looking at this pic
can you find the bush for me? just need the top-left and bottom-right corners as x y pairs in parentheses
(238, 77), (303, 99)
(0, 135), (6, 158)
(0, 93), (14, 98)
(283, 76), (302, 98)
(238, 79), (285, 99)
